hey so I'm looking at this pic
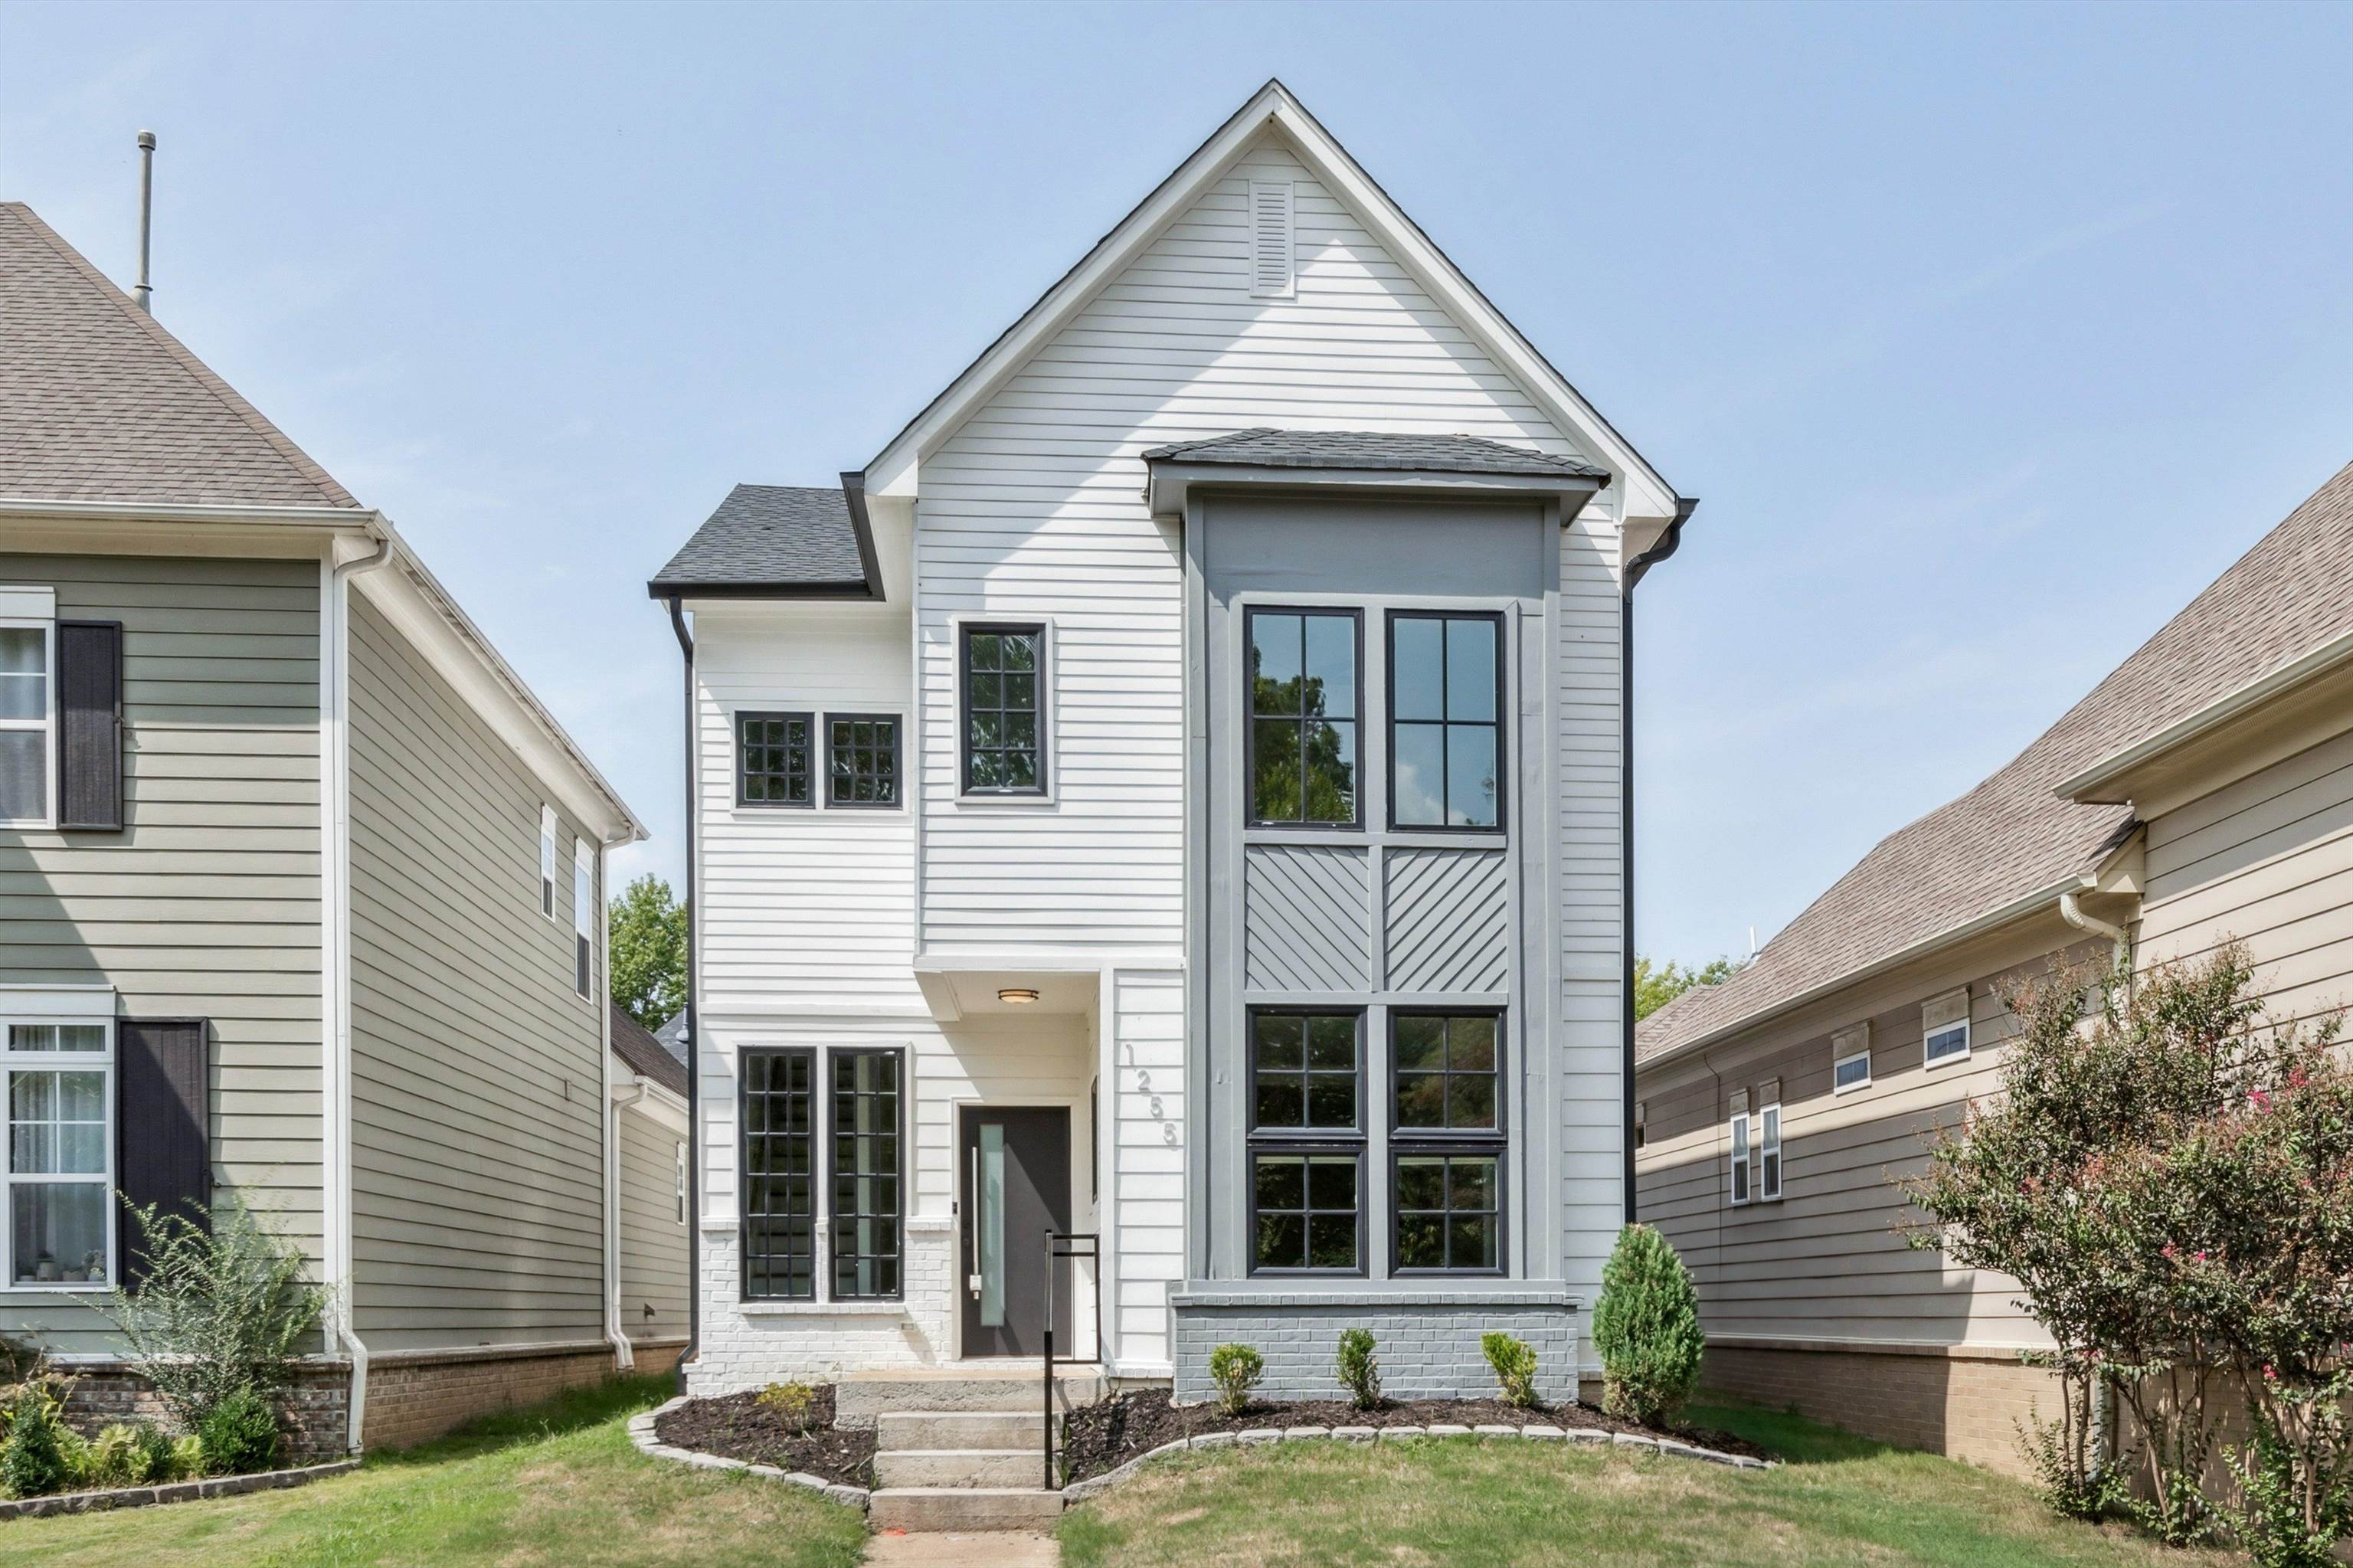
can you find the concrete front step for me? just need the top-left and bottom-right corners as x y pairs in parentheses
(869, 1486), (1065, 1533)
(873, 1448), (1052, 1489)
(876, 1409), (1048, 1452)
(837, 1367), (1107, 1429)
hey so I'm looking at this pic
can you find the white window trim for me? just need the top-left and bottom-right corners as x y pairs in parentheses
(1923, 989), (1972, 1069)
(572, 837), (594, 1001)
(1759, 1103), (1782, 1202)
(1727, 1111), (1752, 1206)
(675, 1141), (688, 1226)
(1833, 1047), (1873, 1094)
(539, 804), (559, 920)
(947, 614), (1057, 807)
(2, 1013), (116, 1292)
(0, 613), (59, 832)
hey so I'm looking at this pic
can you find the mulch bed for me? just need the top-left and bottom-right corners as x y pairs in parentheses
(1060, 1387), (1766, 1482)
(653, 1386), (875, 1488)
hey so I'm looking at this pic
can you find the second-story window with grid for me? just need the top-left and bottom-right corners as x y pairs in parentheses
(738, 712), (813, 807)
(827, 715), (901, 807)
(1389, 611), (1504, 830)
(961, 624), (1046, 795)
(1247, 608), (1359, 826)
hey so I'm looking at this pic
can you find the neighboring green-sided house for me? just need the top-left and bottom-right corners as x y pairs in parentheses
(0, 200), (673, 1454)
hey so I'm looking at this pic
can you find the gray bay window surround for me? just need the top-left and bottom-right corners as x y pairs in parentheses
(1189, 492), (1570, 1294)
(738, 1043), (905, 1303)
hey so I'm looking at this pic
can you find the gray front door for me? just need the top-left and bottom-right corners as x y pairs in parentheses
(958, 1106), (1072, 1358)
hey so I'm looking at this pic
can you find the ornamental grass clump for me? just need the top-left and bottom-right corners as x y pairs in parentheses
(1207, 1344), (1263, 1418)
(1334, 1328), (1382, 1410)
(1591, 1223), (1703, 1427)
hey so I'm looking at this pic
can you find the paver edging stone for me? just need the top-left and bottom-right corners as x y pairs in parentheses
(0, 1458), (360, 1521)
(627, 1394), (871, 1514)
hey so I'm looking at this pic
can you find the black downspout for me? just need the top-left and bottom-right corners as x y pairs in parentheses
(1622, 498), (1697, 1225)
(667, 595), (701, 1391)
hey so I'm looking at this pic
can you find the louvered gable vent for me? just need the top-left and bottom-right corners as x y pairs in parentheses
(1248, 179), (1294, 299)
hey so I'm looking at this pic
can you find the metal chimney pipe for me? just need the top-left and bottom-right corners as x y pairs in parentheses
(133, 129), (156, 314)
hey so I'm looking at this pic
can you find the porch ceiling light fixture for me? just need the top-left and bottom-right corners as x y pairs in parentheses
(997, 987), (1041, 1005)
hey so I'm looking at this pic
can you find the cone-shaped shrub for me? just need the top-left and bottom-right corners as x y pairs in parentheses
(1592, 1223), (1704, 1426)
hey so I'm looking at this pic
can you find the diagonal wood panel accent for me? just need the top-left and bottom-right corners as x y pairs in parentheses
(1244, 845), (1372, 993)
(1386, 847), (1510, 994)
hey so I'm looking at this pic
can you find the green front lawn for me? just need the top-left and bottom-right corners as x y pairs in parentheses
(0, 1375), (868, 1568)
(1057, 1401), (2243, 1568)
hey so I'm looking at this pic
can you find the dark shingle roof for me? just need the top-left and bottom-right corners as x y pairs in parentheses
(648, 483), (876, 597)
(610, 1003), (687, 1097)
(1142, 428), (1608, 480)
(0, 202), (358, 509)
(1639, 458), (2353, 1066)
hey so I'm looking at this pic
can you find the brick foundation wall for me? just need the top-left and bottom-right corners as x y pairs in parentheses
(1699, 1340), (2060, 1477)
(62, 1360), (352, 1464)
(1170, 1293), (1580, 1406)
(360, 1341), (634, 1451)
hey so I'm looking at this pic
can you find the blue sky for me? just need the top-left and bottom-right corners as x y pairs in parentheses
(5, 2), (2350, 964)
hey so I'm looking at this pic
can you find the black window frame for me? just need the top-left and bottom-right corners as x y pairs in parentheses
(1245, 1007), (1364, 1137)
(826, 1046), (905, 1301)
(1388, 1008), (1507, 1138)
(824, 712), (904, 810)
(1389, 1007), (1507, 1276)
(736, 710), (815, 810)
(1242, 604), (1364, 830)
(958, 623), (1049, 797)
(1384, 608), (1507, 833)
(1389, 1144), (1508, 1276)
(1246, 1144), (1367, 1278)
(739, 1046), (818, 1302)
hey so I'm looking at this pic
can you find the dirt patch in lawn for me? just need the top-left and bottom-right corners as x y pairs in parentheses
(653, 1386), (876, 1488)
(1060, 1387), (1765, 1482)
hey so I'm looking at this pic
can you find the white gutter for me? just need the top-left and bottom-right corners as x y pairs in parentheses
(0, 497), (376, 527)
(598, 833), (636, 1372)
(322, 529), (393, 1454)
(2059, 889), (2131, 972)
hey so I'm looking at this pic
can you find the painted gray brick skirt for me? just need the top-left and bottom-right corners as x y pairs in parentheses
(1170, 1288), (1580, 1406)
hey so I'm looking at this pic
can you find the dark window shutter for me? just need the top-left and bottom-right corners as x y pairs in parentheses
(117, 1017), (210, 1289)
(57, 620), (124, 832)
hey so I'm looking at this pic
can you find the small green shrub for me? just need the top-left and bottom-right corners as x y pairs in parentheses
(169, 1434), (206, 1480)
(1481, 1332), (1539, 1409)
(1334, 1328), (1381, 1410)
(87, 1422), (180, 1488)
(0, 1383), (67, 1498)
(1592, 1223), (1706, 1427)
(754, 1380), (817, 1433)
(1206, 1344), (1263, 1418)
(196, 1386), (280, 1476)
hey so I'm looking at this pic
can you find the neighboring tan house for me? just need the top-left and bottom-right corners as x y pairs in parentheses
(648, 80), (1694, 1522)
(1635, 460), (2353, 1475)
(0, 199), (666, 1454)
(610, 1003), (691, 1347)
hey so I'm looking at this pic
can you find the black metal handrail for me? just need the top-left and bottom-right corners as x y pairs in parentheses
(1042, 1229), (1101, 1490)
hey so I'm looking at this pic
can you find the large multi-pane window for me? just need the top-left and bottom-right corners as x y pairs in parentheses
(741, 1046), (905, 1303)
(741, 1049), (817, 1301)
(738, 711), (813, 807)
(830, 1049), (903, 1300)
(1248, 1010), (1363, 1274)
(1247, 608), (1359, 826)
(0, 621), (52, 827)
(1388, 611), (1503, 829)
(6, 1020), (113, 1288)
(961, 624), (1046, 795)
(826, 715), (902, 808)
(1390, 1010), (1504, 1273)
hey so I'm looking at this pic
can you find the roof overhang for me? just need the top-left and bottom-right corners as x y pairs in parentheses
(643, 472), (885, 603)
(1144, 460), (1607, 519)
(860, 80), (1680, 521)
(2057, 624), (2353, 812)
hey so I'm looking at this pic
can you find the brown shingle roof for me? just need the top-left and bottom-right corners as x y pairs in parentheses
(1639, 457), (2353, 1065)
(0, 202), (358, 509)
(610, 1003), (687, 1098)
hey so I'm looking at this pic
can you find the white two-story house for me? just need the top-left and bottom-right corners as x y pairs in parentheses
(650, 81), (1692, 1408)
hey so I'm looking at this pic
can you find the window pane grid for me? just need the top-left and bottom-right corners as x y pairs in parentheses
(1392, 1151), (1500, 1272)
(4, 1016), (111, 1288)
(826, 715), (901, 807)
(1389, 612), (1500, 829)
(961, 627), (1044, 794)
(741, 1050), (816, 1301)
(1392, 1013), (1500, 1132)
(0, 625), (49, 823)
(829, 1051), (903, 1299)
(1250, 1012), (1359, 1132)
(1248, 609), (1358, 826)
(738, 712), (813, 807)
(1251, 1150), (1360, 1272)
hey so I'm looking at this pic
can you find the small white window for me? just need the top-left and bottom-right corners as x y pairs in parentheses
(572, 839), (594, 999)
(540, 806), (559, 918)
(1728, 1110), (1751, 1205)
(675, 1141), (688, 1225)
(0, 611), (57, 830)
(1832, 1023), (1872, 1094)
(5, 1017), (113, 1287)
(1759, 1104), (1782, 1201)
(1248, 179), (1294, 299)
(1923, 988), (1972, 1067)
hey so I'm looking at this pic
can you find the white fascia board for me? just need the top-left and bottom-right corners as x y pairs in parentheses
(863, 80), (1678, 518)
(355, 520), (645, 843)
